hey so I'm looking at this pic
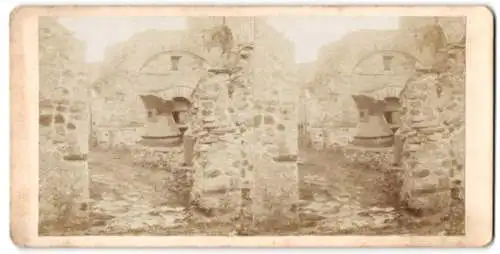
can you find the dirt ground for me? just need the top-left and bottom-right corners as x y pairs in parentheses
(77, 146), (463, 236)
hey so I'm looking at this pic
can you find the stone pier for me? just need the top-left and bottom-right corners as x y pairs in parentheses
(39, 89), (90, 234)
(399, 72), (454, 220)
(186, 18), (300, 232)
(188, 73), (246, 222)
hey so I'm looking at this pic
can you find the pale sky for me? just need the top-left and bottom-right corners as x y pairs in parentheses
(58, 16), (400, 64)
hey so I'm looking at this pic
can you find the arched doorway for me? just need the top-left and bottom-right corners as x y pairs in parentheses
(346, 49), (422, 151)
(136, 49), (211, 147)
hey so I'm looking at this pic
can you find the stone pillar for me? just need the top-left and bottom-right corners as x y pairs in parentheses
(226, 53), (257, 234)
(39, 91), (90, 235)
(189, 73), (245, 223)
(187, 17), (300, 232)
(399, 72), (453, 220)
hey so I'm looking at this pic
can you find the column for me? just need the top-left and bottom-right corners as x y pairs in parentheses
(189, 73), (244, 223)
(399, 72), (453, 220)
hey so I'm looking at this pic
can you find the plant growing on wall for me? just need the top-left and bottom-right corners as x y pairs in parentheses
(202, 24), (234, 58)
(195, 23), (255, 99)
(416, 22), (447, 55)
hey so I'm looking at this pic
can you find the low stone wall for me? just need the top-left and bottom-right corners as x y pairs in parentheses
(93, 126), (142, 150)
(131, 145), (184, 168)
(306, 127), (356, 151)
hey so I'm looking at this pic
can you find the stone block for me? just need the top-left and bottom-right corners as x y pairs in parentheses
(410, 115), (426, 123)
(411, 168), (431, 178)
(195, 190), (242, 216)
(199, 136), (218, 144)
(203, 123), (219, 130)
(203, 116), (217, 123)
(409, 174), (450, 195)
(406, 190), (451, 215)
(273, 154), (298, 162)
(417, 125), (445, 134)
(203, 175), (240, 194)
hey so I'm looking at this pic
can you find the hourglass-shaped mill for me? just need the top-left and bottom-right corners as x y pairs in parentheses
(132, 51), (208, 167)
(334, 50), (420, 152)
(138, 95), (182, 147)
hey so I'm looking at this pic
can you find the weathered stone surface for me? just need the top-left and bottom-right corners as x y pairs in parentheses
(39, 98), (90, 235)
(406, 190), (451, 214)
(189, 72), (247, 221)
(399, 71), (458, 219)
(196, 191), (242, 215)
(132, 145), (184, 168)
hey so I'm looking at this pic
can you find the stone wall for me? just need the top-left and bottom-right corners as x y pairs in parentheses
(398, 73), (454, 219)
(39, 92), (90, 235)
(248, 19), (300, 229)
(180, 17), (300, 232)
(185, 26), (257, 230)
(398, 18), (465, 221)
(90, 95), (144, 151)
(39, 17), (90, 235)
(188, 73), (246, 223)
(399, 16), (466, 44)
(92, 17), (300, 232)
(94, 126), (142, 150)
(302, 17), (465, 223)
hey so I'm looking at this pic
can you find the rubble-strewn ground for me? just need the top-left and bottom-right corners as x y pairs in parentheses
(296, 148), (464, 236)
(48, 146), (463, 236)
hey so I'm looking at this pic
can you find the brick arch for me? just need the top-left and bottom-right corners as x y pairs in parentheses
(363, 85), (407, 101)
(156, 85), (196, 101)
(351, 49), (423, 72)
(138, 50), (212, 73)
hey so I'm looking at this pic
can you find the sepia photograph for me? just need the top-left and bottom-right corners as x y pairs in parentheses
(10, 5), (493, 247)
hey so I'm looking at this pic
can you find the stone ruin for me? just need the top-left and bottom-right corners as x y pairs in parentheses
(119, 34), (301, 232)
(398, 39), (466, 221)
(184, 66), (300, 232)
(39, 86), (90, 234)
(333, 20), (465, 223)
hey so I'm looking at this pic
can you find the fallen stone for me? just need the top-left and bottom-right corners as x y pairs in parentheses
(273, 154), (298, 162)
(406, 190), (451, 215)
(199, 136), (218, 144)
(406, 144), (422, 151)
(412, 168), (431, 178)
(203, 175), (237, 194)
(413, 121), (442, 130)
(299, 212), (327, 222)
(366, 206), (395, 213)
(409, 174), (450, 196)
(410, 115), (426, 123)
(335, 196), (350, 203)
(203, 123), (219, 130)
